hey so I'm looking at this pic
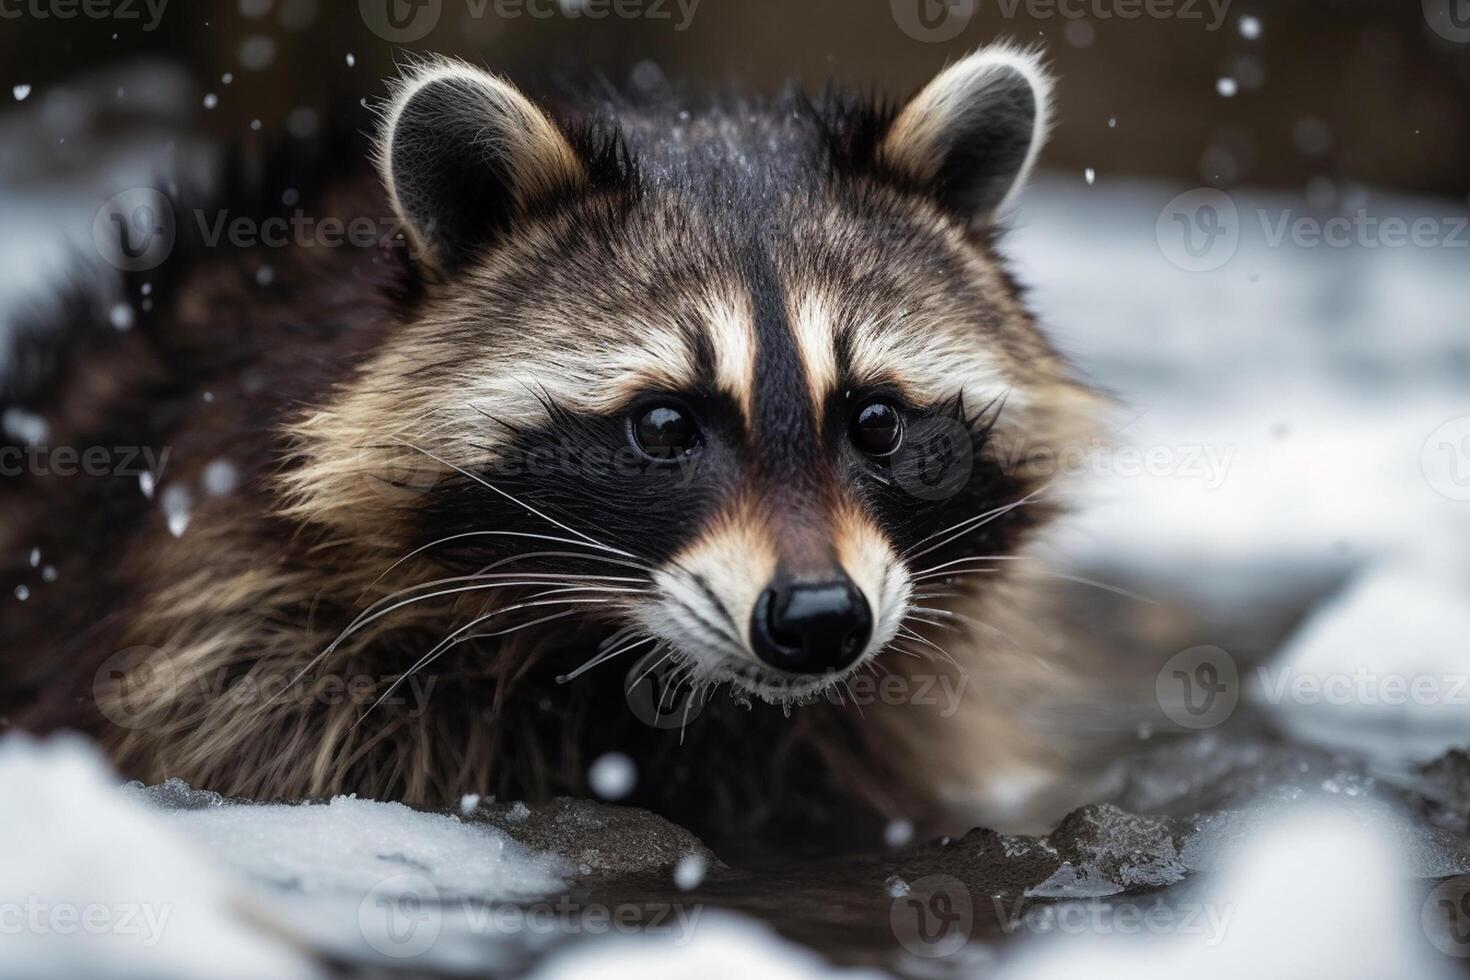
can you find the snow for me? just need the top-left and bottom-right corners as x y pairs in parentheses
(1256, 558), (1470, 765)
(588, 752), (637, 801)
(673, 853), (707, 891)
(0, 734), (321, 980)
(996, 805), (1458, 980)
(0, 734), (573, 978)
(883, 818), (914, 848)
(527, 911), (884, 980)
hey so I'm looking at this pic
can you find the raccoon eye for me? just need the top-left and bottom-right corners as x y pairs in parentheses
(631, 403), (701, 461)
(850, 399), (904, 457)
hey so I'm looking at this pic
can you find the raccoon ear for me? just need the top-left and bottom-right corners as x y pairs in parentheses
(879, 45), (1052, 227)
(379, 59), (585, 271)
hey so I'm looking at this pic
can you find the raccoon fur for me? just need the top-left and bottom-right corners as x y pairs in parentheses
(0, 45), (1101, 846)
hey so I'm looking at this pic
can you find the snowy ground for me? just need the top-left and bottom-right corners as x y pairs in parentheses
(4, 77), (1470, 977)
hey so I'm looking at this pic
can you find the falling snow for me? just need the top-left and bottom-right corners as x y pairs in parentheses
(588, 752), (637, 801)
(12, 84), (31, 102)
(161, 484), (192, 538)
(109, 302), (135, 331)
(673, 853), (707, 890)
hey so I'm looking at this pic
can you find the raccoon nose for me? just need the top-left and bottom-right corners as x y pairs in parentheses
(750, 576), (873, 675)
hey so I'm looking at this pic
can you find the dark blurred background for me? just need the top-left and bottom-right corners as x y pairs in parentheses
(2, 0), (1469, 199)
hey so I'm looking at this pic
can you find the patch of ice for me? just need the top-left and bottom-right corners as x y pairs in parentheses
(1024, 861), (1122, 899)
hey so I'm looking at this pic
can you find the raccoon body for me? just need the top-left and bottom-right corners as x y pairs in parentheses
(1, 47), (1099, 845)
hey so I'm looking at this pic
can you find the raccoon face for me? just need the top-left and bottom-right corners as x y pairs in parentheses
(290, 49), (1096, 703)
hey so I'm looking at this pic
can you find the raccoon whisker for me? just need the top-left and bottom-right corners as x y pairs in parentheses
(902, 612), (962, 634)
(455, 608), (587, 645)
(891, 623), (963, 670)
(364, 532), (654, 598)
(840, 680), (865, 718)
(401, 442), (640, 559)
(910, 590), (963, 601)
(909, 605), (1028, 654)
(626, 647), (677, 693)
(1035, 569), (1158, 604)
(910, 554), (1025, 578)
(901, 484), (1052, 563)
(557, 634), (658, 684)
(357, 594), (623, 727)
(910, 569), (1000, 585)
(341, 575), (638, 651)
(283, 581), (633, 706)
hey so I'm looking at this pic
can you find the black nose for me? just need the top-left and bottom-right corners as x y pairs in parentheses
(750, 576), (873, 675)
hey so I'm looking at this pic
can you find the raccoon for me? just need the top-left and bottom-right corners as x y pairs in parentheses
(1, 45), (1099, 845)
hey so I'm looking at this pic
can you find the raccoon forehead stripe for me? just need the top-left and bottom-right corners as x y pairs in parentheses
(787, 290), (840, 415)
(705, 293), (758, 422)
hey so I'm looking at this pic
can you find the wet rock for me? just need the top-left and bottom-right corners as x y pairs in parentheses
(473, 797), (719, 878)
